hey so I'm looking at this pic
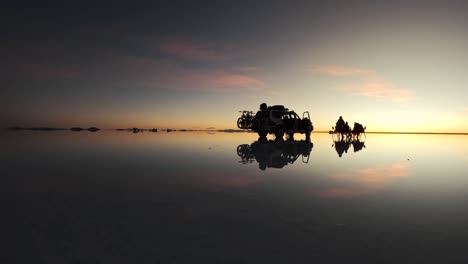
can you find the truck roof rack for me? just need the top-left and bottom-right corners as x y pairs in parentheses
(267, 105), (288, 111)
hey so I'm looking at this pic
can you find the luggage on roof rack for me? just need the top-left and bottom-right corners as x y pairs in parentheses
(268, 105), (287, 111)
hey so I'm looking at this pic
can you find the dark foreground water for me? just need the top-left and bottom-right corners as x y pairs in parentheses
(2, 131), (468, 263)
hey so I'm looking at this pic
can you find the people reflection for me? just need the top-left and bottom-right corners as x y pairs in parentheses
(352, 140), (365, 152)
(237, 138), (313, 170)
(333, 138), (366, 157)
(334, 140), (350, 157)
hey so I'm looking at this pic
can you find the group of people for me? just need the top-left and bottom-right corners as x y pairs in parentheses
(335, 116), (365, 135)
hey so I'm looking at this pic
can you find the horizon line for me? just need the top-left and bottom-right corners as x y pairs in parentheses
(5, 126), (468, 135)
(313, 130), (468, 135)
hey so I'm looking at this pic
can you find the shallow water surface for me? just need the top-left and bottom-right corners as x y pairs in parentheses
(2, 131), (468, 263)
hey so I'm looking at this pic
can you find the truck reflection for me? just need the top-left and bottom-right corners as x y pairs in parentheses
(237, 139), (313, 170)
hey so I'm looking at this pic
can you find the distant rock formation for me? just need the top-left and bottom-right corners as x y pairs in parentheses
(7, 126), (24, 130)
(114, 127), (160, 133)
(218, 129), (246, 133)
(87, 127), (100, 132)
(70, 127), (84, 131)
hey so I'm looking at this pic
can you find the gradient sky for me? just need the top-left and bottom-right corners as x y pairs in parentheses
(1, 1), (467, 132)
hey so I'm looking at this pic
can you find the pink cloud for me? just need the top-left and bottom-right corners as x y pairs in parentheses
(318, 161), (410, 199)
(355, 162), (410, 187)
(188, 173), (265, 189)
(103, 56), (265, 92)
(236, 66), (260, 72)
(309, 65), (413, 103)
(159, 38), (226, 62)
(337, 81), (413, 103)
(318, 188), (368, 199)
(308, 65), (371, 77)
(109, 55), (178, 77)
(188, 72), (265, 91)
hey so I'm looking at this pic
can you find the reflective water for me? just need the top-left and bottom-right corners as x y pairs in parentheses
(2, 131), (468, 263)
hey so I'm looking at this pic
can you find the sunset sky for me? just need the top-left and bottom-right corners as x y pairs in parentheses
(2, 1), (467, 132)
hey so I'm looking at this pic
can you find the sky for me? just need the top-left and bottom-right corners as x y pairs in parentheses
(1, 1), (467, 132)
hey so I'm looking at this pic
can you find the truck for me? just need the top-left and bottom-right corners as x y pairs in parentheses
(237, 104), (314, 139)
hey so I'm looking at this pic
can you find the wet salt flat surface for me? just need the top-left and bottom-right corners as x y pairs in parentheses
(2, 131), (468, 263)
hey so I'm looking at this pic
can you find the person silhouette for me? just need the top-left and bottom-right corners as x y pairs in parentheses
(336, 116), (345, 133)
(352, 122), (358, 134)
(344, 122), (350, 134)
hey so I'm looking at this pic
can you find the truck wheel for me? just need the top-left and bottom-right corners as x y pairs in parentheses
(237, 117), (245, 129)
(275, 127), (284, 139)
(237, 144), (248, 156)
(258, 131), (267, 138)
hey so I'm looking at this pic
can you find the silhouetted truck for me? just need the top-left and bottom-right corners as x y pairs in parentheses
(237, 104), (314, 139)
